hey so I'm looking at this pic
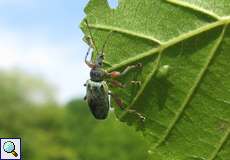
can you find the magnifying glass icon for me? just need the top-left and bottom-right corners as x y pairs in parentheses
(3, 141), (18, 157)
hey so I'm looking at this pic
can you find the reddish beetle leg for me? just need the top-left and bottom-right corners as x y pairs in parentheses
(109, 63), (142, 79)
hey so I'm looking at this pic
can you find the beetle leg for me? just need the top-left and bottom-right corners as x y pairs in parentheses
(109, 80), (125, 88)
(109, 92), (145, 121)
(124, 80), (142, 87)
(109, 63), (142, 78)
(125, 109), (146, 121)
(109, 80), (141, 88)
(109, 92), (124, 108)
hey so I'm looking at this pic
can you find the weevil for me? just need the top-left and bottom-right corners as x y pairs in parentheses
(83, 19), (145, 120)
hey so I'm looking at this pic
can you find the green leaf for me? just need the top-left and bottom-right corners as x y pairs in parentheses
(81, 0), (230, 159)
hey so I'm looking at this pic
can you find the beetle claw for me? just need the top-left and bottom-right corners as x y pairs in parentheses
(131, 81), (141, 86)
(139, 115), (146, 122)
(135, 63), (143, 68)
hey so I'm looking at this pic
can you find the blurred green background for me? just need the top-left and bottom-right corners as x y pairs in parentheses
(0, 70), (148, 160)
(0, 1), (149, 159)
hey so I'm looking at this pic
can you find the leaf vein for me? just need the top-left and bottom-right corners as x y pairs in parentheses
(118, 51), (162, 119)
(166, 0), (221, 20)
(209, 127), (230, 160)
(154, 25), (228, 148)
(107, 18), (229, 72)
(89, 24), (162, 44)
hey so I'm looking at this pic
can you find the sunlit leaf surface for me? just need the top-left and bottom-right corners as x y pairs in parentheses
(81, 0), (230, 159)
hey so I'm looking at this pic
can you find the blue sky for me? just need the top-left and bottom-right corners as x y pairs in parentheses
(0, 0), (91, 103)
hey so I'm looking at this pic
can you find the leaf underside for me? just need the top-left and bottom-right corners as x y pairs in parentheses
(81, 0), (230, 159)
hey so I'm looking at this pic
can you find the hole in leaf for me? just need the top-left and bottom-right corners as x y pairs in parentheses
(107, 0), (118, 9)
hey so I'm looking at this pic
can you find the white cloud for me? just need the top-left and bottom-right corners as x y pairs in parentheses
(0, 27), (89, 103)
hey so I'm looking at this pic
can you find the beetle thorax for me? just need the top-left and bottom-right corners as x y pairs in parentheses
(90, 68), (105, 82)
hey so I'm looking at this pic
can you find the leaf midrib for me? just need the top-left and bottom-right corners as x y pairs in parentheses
(90, 18), (230, 72)
(119, 24), (229, 158)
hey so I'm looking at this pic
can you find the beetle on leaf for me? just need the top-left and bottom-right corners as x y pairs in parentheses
(83, 19), (145, 121)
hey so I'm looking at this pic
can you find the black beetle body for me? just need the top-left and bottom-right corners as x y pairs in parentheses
(85, 79), (109, 119)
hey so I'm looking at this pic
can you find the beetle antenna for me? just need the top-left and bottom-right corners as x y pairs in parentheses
(85, 19), (99, 55)
(85, 47), (91, 62)
(101, 31), (113, 55)
(85, 47), (96, 68)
